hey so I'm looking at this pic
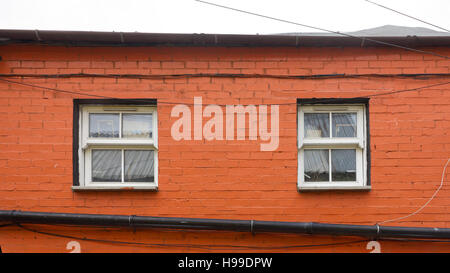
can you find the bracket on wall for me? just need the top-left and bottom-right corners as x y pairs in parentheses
(360, 37), (366, 47)
(34, 29), (42, 41)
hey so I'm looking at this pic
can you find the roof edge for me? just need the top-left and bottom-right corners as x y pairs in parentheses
(0, 29), (450, 47)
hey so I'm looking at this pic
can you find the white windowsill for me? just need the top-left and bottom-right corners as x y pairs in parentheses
(72, 185), (158, 191)
(298, 185), (371, 192)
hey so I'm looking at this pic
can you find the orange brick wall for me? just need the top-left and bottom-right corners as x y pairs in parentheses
(0, 45), (449, 253)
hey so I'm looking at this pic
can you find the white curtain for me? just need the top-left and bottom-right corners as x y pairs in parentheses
(92, 150), (122, 182)
(125, 150), (154, 182)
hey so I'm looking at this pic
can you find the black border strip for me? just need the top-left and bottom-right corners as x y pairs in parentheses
(72, 101), (80, 186)
(72, 99), (157, 187)
(297, 97), (369, 105)
(297, 97), (371, 187)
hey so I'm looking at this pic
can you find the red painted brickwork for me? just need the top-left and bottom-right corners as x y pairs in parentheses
(0, 45), (449, 253)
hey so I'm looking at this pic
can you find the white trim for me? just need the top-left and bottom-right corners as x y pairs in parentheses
(72, 185), (158, 191)
(121, 149), (125, 183)
(297, 104), (367, 190)
(298, 186), (371, 191)
(300, 138), (363, 148)
(77, 104), (158, 190)
(82, 139), (157, 149)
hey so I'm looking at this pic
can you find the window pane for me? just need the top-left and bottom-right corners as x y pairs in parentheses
(92, 150), (122, 182)
(124, 150), (154, 182)
(122, 114), (153, 138)
(304, 113), (329, 138)
(332, 113), (357, 138)
(304, 149), (329, 182)
(89, 113), (119, 138)
(331, 149), (356, 181)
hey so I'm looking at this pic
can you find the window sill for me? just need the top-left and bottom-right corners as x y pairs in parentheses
(298, 185), (371, 192)
(72, 185), (158, 191)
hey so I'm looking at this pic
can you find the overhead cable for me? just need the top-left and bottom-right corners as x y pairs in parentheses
(15, 223), (369, 250)
(0, 72), (449, 80)
(364, 0), (450, 32)
(0, 77), (448, 106)
(194, 0), (450, 60)
(377, 158), (450, 225)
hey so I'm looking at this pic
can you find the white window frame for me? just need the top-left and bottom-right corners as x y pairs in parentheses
(74, 105), (158, 190)
(297, 104), (369, 191)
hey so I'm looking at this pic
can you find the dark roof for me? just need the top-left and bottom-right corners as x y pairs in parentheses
(0, 27), (449, 47)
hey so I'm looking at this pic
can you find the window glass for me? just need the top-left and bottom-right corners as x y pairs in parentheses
(89, 114), (120, 138)
(122, 114), (153, 138)
(331, 149), (356, 181)
(124, 150), (154, 182)
(332, 113), (357, 138)
(304, 149), (329, 182)
(304, 113), (330, 138)
(92, 149), (122, 182)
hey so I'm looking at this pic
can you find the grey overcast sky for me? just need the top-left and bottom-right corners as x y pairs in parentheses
(1, 0), (449, 34)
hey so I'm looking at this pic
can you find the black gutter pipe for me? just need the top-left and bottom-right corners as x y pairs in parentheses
(1, 210), (450, 240)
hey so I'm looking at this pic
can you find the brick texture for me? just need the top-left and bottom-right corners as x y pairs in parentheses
(0, 45), (449, 252)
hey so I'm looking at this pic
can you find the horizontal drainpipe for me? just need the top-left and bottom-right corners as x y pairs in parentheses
(1, 210), (450, 240)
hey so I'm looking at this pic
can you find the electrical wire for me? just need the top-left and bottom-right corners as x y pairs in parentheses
(0, 72), (449, 80)
(354, 81), (450, 98)
(378, 158), (450, 225)
(364, 0), (450, 33)
(194, 0), (450, 60)
(380, 237), (450, 244)
(7, 222), (450, 252)
(15, 223), (370, 250)
(0, 77), (448, 107)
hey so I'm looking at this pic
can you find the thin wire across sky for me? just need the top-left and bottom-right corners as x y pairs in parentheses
(364, 0), (449, 32)
(195, 0), (450, 60)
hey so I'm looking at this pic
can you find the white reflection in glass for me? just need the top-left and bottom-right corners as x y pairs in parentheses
(122, 114), (153, 138)
(89, 114), (120, 138)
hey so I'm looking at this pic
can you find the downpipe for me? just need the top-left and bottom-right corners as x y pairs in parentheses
(1, 210), (450, 240)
